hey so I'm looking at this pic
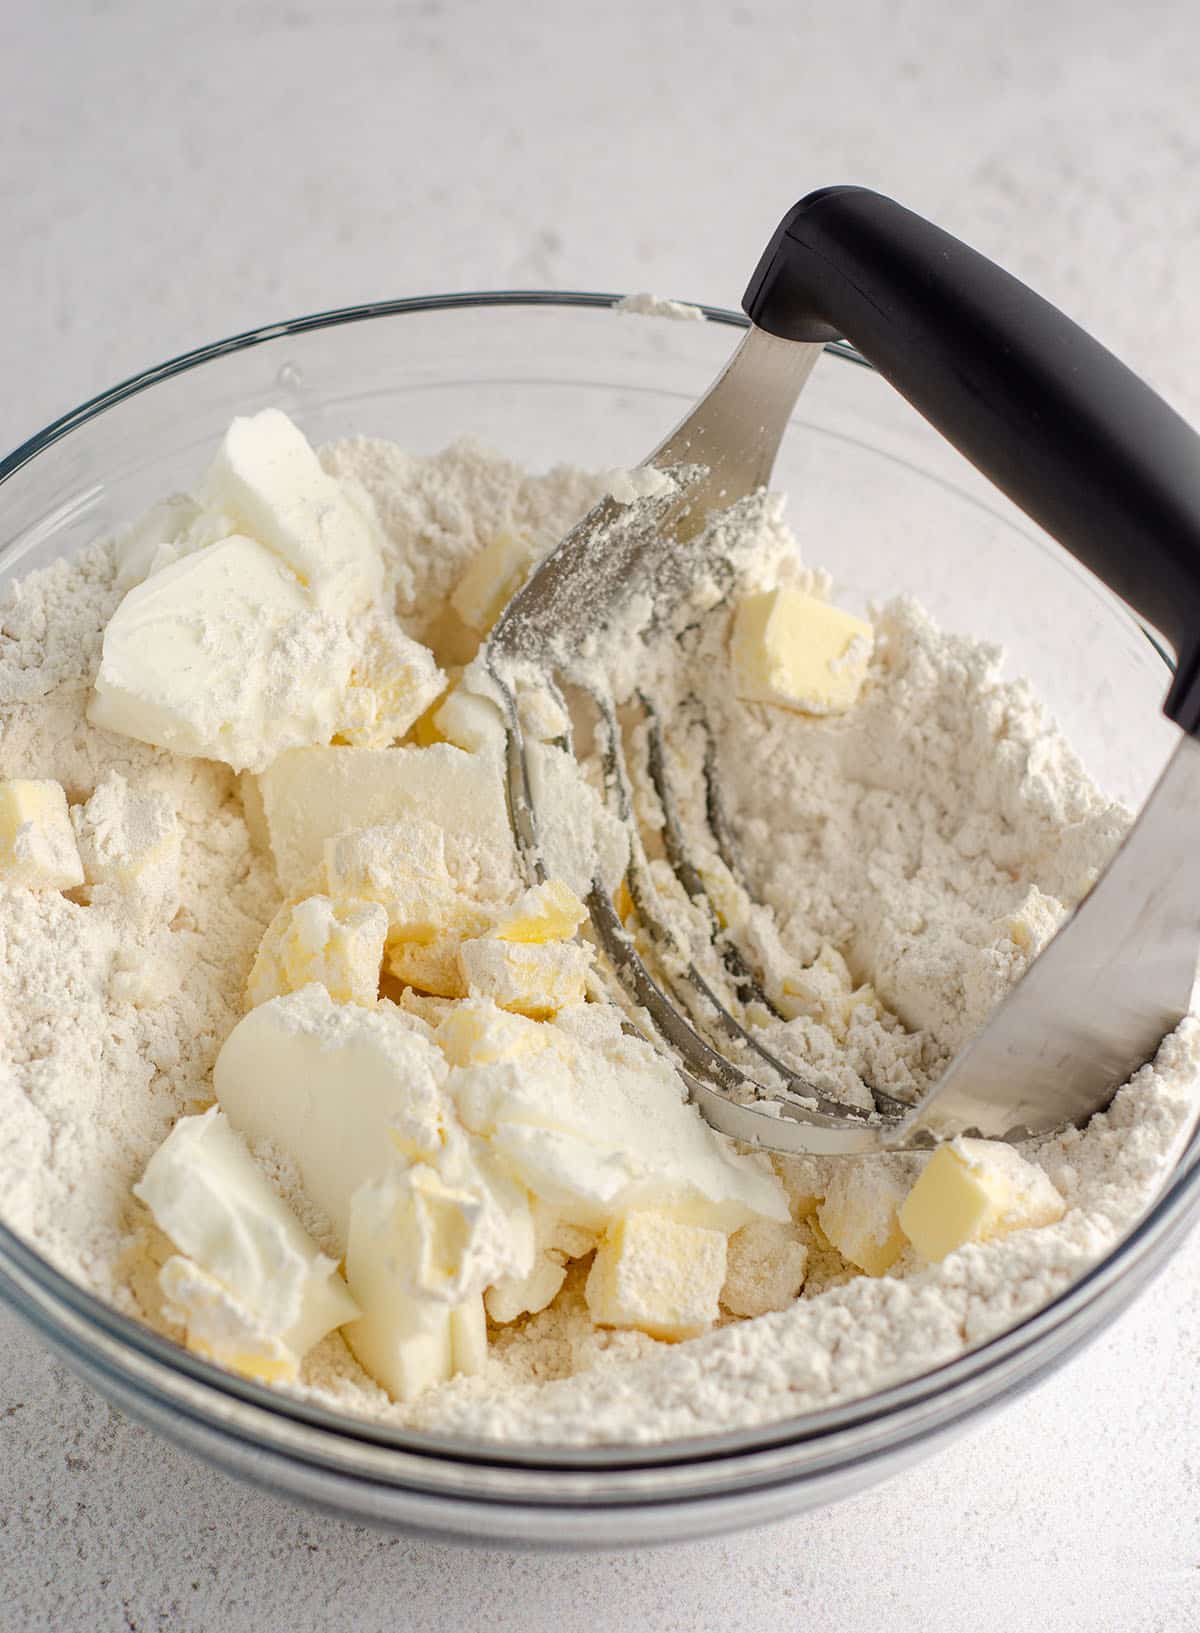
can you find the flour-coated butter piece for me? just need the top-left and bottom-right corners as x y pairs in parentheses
(71, 770), (180, 917)
(432, 686), (506, 754)
(898, 1138), (1066, 1262)
(492, 878), (587, 944)
(458, 936), (592, 1018)
(434, 999), (550, 1068)
(246, 894), (387, 1010)
(324, 821), (491, 942)
(158, 1255), (300, 1384)
(89, 534), (355, 773)
(386, 935), (470, 998)
(134, 1107), (358, 1365)
(258, 743), (512, 891)
(450, 530), (534, 632)
(214, 985), (450, 1244)
(720, 1218), (808, 1317)
(202, 408), (383, 615)
(818, 1159), (915, 1277)
(732, 588), (873, 715)
(585, 1211), (727, 1341)
(336, 615), (445, 748)
(0, 778), (84, 890)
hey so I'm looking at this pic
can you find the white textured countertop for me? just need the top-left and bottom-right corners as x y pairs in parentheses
(3, 2), (1200, 1627)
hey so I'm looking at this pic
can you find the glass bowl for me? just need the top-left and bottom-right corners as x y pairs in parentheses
(1, 294), (1197, 1549)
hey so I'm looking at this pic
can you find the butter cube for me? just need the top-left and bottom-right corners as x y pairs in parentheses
(585, 1211), (727, 1341)
(0, 778), (84, 890)
(324, 822), (491, 943)
(203, 408), (383, 615)
(433, 686), (507, 754)
(258, 743), (512, 892)
(246, 894), (387, 1010)
(451, 530), (534, 633)
(459, 936), (591, 1018)
(135, 1108), (359, 1371)
(71, 771), (180, 917)
(387, 935), (470, 999)
(818, 1160), (913, 1277)
(435, 999), (550, 1068)
(899, 1138), (1066, 1262)
(720, 1218), (808, 1317)
(493, 878), (587, 943)
(336, 615), (445, 748)
(732, 588), (873, 715)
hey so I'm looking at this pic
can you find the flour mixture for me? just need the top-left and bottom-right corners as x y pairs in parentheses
(0, 407), (1196, 1445)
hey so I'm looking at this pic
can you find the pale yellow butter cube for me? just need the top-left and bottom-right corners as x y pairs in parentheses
(493, 877), (587, 943)
(435, 999), (550, 1067)
(324, 821), (492, 943)
(732, 588), (873, 715)
(337, 616), (445, 748)
(720, 1218), (808, 1317)
(0, 778), (84, 890)
(899, 1138), (1066, 1262)
(433, 686), (506, 754)
(458, 936), (591, 1018)
(818, 1160), (913, 1277)
(387, 935), (469, 998)
(585, 1211), (727, 1341)
(450, 530), (535, 633)
(246, 894), (387, 1009)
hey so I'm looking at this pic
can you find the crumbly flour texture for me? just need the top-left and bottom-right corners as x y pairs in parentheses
(1, 431), (1198, 1445)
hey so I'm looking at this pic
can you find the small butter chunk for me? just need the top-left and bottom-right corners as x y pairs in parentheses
(324, 822), (491, 942)
(71, 771), (180, 917)
(246, 894), (387, 1010)
(450, 530), (535, 633)
(459, 936), (592, 1018)
(732, 588), (873, 715)
(720, 1218), (809, 1317)
(434, 999), (550, 1068)
(387, 936), (470, 998)
(89, 533), (355, 774)
(214, 985), (450, 1243)
(343, 1173), (496, 1401)
(493, 878), (587, 943)
(998, 885), (1067, 957)
(485, 1254), (566, 1324)
(585, 1212), (727, 1341)
(202, 408), (383, 615)
(258, 743), (513, 892)
(159, 1255), (299, 1383)
(899, 1138), (1066, 1262)
(134, 1108), (359, 1369)
(433, 686), (506, 754)
(336, 615), (445, 748)
(818, 1159), (915, 1277)
(603, 465), (677, 505)
(0, 778), (84, 890)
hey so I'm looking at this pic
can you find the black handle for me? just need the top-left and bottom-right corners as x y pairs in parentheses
(743, 186), (1200, 735)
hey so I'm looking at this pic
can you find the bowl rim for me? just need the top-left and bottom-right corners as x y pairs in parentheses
(1, 289), (1197, 1488)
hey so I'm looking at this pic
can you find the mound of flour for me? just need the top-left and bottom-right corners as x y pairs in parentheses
(0, 435), (1196, 1446)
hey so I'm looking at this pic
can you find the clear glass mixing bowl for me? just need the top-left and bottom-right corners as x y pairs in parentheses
(1, 295), (1197, 1548)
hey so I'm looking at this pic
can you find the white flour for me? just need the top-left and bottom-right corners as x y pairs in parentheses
(1, 436), (1197, 1445)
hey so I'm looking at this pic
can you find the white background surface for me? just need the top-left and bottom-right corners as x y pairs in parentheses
(3, 2), (1200, 1628)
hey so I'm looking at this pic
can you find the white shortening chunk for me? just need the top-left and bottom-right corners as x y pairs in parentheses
(71, 771), (180, 917)
(732, 588), (873, 715)
(134, 1108), (358, 1376)
(450, 530), (534, 633)
(720, 1219), (808, 1317)
(432, 686), (506, 754)
(458, 936), (592, 1018)
(89, 534), (355, 773)
(258, 743), (512, 891)
(336, 615), (445, 747)
(585, 1212), (727, 1341)
(818, 1159), (915, 1277)
(214, 985), (451, 1242)
(245, 894), (387, 1010)
(324, 821), (491, 942)
(0, 778), (84, 890)
(493, 877), (587, 943)
(202, 408), (383, 615)
(899, 1138), (1066, 1262)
